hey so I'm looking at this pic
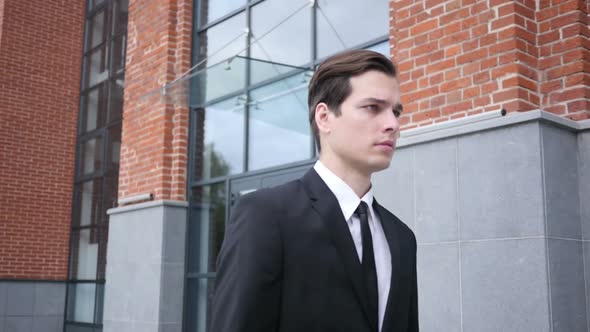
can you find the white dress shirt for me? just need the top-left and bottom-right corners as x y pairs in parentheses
(314, 160), (392, 332)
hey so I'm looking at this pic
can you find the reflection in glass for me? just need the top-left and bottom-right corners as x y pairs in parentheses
(95, 284), (105, 323)
(198, 0), (245, 27)
(196, 12), (246, 68)
(250, 0), (310, 84)
(249, 72), (311, 171)
(109, 77), (124, 122)
(90, 0), (105, 11)
(195, 12), (247, 103)
(74, 179), (102, 227)
(81, 85), (106, 133)
(316, 0), (389, 59)
(193, 98), (244, 180)
(189, 184), (226, 273)
(112, 35), (126, 74)
(96, 226), (108, 280)
(113, 0), (128, 35)
(86, 47), (108, 88)
(107, 125), (121, 171)
(90, 11), (106, 49)
(67, 283), (96, 323)
(81, 137), (104, 175)
(186, 278), (215, 332)
(192, 57), (246, 105)
(69, 229), (99, 280)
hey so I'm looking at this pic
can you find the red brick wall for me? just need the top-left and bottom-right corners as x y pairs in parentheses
(118, 0), (192, 202)
(0, 0), (84, 279)
(537, 0), (589, 120)
(390, 0), (590, 128)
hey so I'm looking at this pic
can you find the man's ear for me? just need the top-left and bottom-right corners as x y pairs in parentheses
(315, 102), (331, 134)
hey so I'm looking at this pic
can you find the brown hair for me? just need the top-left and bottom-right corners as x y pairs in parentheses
(308, 49), (398, 152)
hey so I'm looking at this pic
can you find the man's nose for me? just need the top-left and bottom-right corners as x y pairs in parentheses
(383, 111), (400, 134)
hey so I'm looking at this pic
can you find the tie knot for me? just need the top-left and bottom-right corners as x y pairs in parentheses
(355, 201), (369, 217)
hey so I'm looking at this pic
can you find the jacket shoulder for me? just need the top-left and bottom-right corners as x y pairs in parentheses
(377, 205), (416, 244)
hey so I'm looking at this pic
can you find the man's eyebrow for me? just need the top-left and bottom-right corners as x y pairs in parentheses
(358, 97), (389, 105)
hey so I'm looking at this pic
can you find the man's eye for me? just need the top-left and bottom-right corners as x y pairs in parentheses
(365, 105), (378, 111)
(393, 110), (401, 117)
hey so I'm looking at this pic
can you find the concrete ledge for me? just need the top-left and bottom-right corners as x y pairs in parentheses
(398, 110), (588, 148)
(107, 200), (188, 216)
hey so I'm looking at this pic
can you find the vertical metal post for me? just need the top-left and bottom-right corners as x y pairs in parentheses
(243, 3), (252, 173)
(310, 0), (318, 158)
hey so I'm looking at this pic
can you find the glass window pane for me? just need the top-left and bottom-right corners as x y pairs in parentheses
(69, 229), (99, 279)
(89, 10), (106, 49)
(95, 283), (105, 323)
(109, 77), (125, 122)
(86, 46), (108, 88)
(250, 0), (310, 84)
(248, 72), (312, 171)
(111, 35), (126, 74)
(192, 57), (246, 106)
(66, 283), (96, 323)
(107, 125), (121, 171)
(366, 40), (390, 57)
(193, 98), (244, 180)
(185, 278), (215, 332)
(80, 136), (104, 175)
(196, 12), (246, 68)
(96, 226), (109, 280)
(195, 12), (246, 103)
(86, 0), (105, 14)
(188, 184), (226, 273)
(198, 0), (245, 27)
(73, 179), (103, 228)
(316, 0), (389, 59)
(113, 0), (128, 35)
(80, 85), (107, 133)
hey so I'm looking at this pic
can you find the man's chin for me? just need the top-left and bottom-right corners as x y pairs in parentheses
(367, 158), (392, 173)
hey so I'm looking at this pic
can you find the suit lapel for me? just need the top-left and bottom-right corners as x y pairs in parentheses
(301, 169), (377, 330)
(373, 200), (402, 332)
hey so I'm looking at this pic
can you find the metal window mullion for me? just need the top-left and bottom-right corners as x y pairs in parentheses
(197, 5), (247, 32)
(189, 177), (227, 189)
(71, 224), (100, 231)
(310, 0), (317, 158)
(96, 2), (114, 311)
(181, 110), (197, 332)
(243, 2), (252, 174)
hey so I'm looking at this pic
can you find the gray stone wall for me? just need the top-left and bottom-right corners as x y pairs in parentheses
(103, 201), (187, 332)
(0, 281), (65, 332)
(580, 130), (590, 332)
(373, 116), (590, 332)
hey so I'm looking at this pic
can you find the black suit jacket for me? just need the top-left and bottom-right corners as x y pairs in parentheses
(210, 169), (418, 332)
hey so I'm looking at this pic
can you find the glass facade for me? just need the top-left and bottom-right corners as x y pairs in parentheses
(66, 0), (128, 331)
(185, 0), (390, 330)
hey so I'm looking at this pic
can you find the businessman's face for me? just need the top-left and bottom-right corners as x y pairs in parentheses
(322, 70), (401, 175)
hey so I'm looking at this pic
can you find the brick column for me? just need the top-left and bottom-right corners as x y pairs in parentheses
(537, 0), (589, 120)
(119, 0), (193, 203)
(390, 0), (589, 129)
(103, 1), (193, 331)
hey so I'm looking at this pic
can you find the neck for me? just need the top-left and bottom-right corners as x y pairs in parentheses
(319, 154), (372, 198)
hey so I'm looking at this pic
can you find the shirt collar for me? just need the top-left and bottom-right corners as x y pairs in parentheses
(313, 160), (374, 222)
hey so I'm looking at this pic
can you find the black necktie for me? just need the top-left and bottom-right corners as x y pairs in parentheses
(355, 201), (379, 323)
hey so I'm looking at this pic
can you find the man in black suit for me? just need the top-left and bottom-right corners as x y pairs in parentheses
(210, 49), (418, 332)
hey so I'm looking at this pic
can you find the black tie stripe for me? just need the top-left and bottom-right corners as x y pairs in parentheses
(355, 201), (379, 327)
